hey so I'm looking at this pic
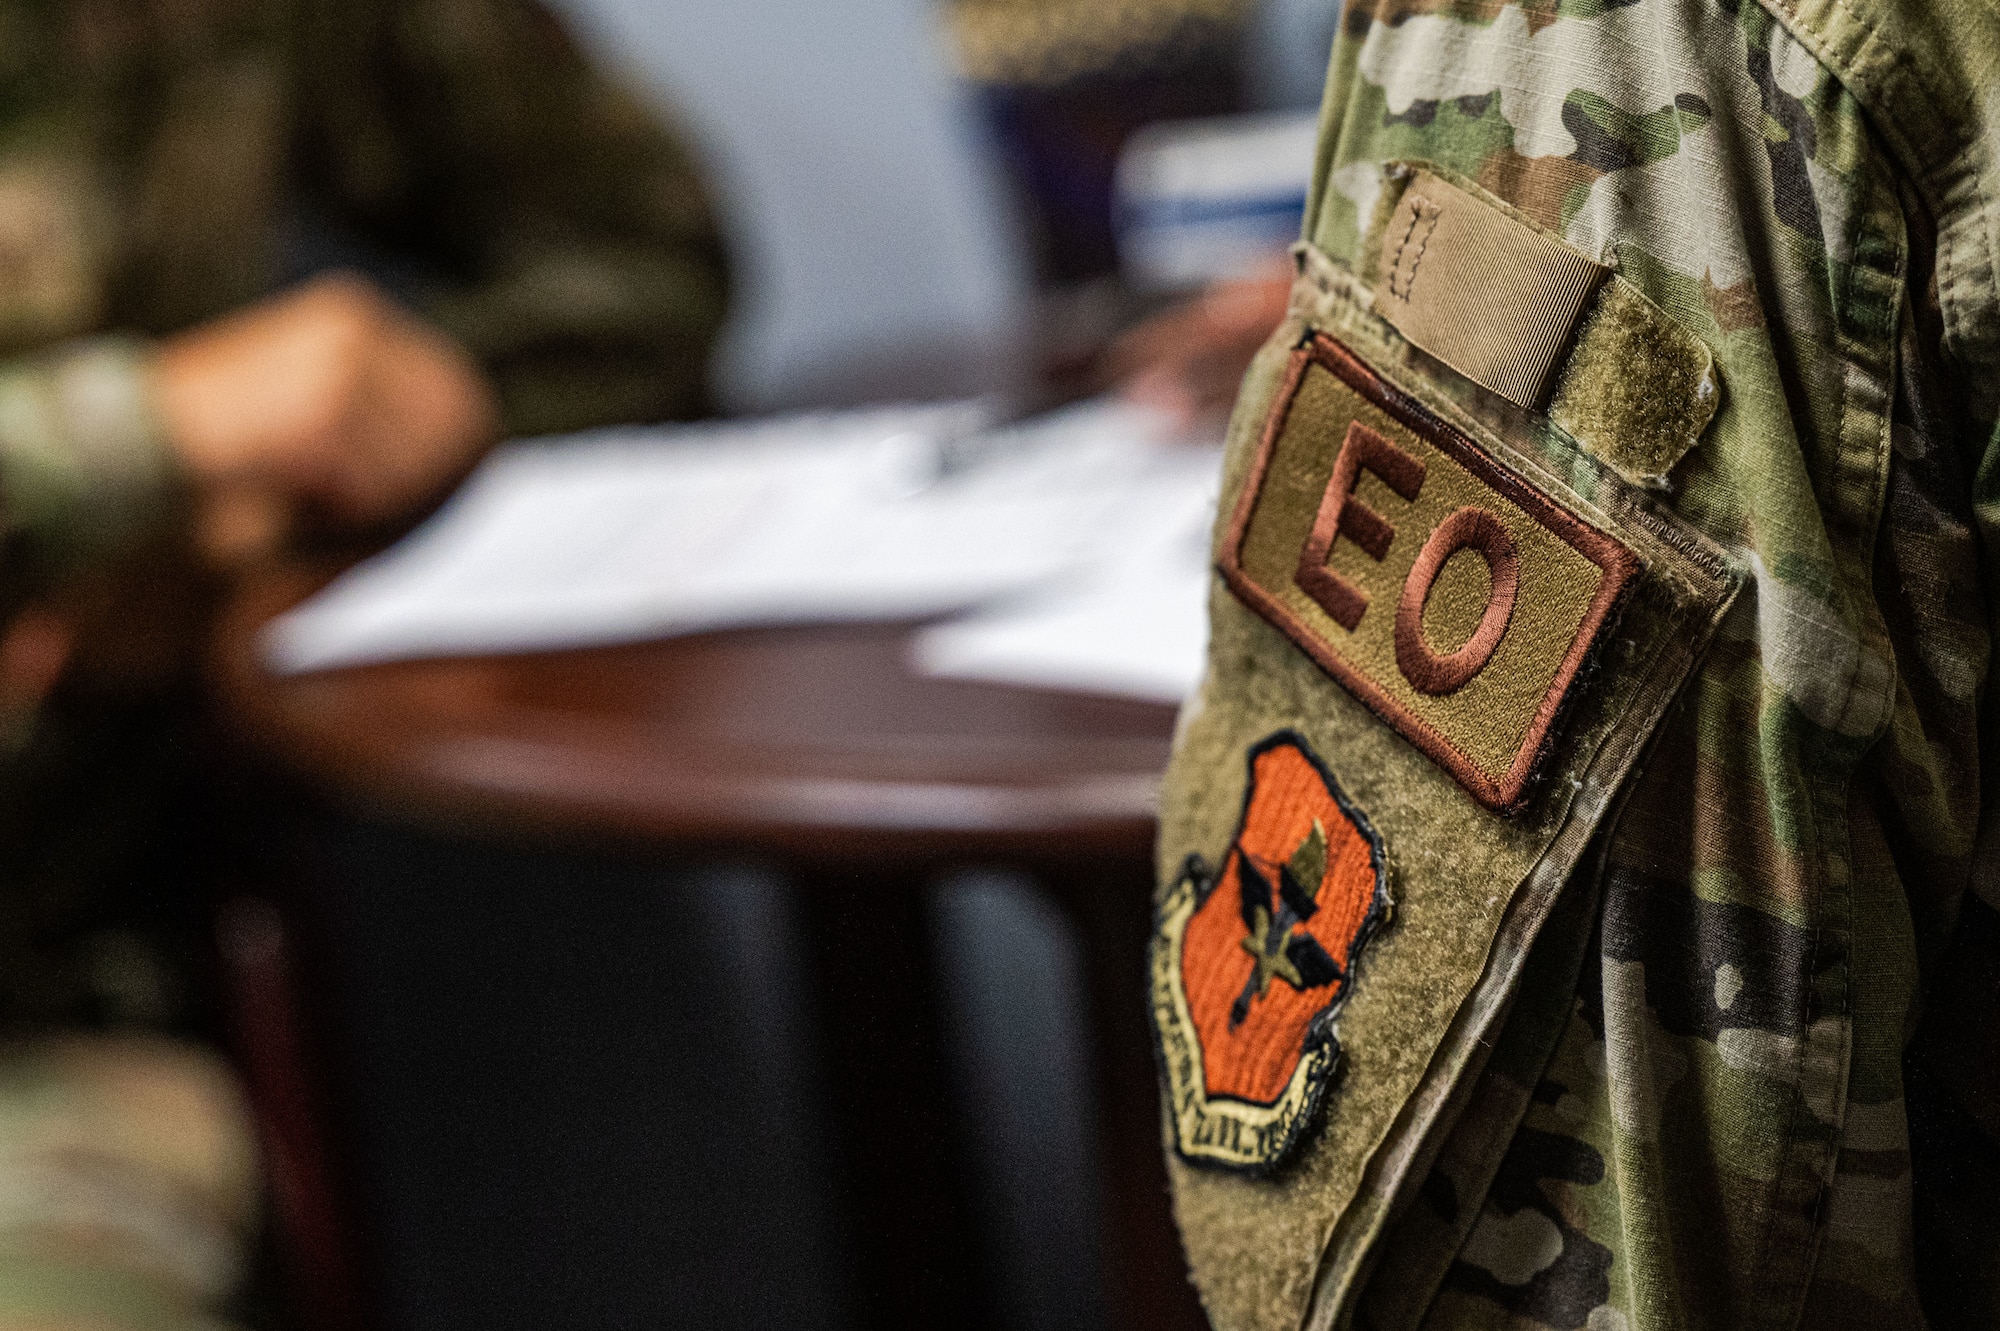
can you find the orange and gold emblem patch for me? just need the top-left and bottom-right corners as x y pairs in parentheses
(1218, 333), (1639, 812)
(1151, 732), (1389, 1173)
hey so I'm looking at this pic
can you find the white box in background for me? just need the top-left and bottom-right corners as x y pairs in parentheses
(1114, 111), (1320, 293)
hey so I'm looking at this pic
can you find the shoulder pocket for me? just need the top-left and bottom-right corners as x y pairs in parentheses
(1153, 235), (1739, 1328)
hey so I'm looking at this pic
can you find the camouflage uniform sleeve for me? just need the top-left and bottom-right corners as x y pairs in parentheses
(0, 1038), (262, 1331)
(294, 0), (733, 438)
(0, 338), (178, 592)
(1148, 0), (2000, 1326)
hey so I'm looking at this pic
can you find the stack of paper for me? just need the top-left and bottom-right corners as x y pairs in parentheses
(911, 443), (1219, 701)
(263, 399), (1221, 701)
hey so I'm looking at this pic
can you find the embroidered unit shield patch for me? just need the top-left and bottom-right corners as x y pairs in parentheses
(1151, 731), (1389, 1173)
(1218, 333), (1640, 813)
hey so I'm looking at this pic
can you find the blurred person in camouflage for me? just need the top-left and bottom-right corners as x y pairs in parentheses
(947, 0), (1314, 440)
(1146, 2), (2000, 1331)
(0, 0), (727, 1324)
(946, 0), (1254, 284)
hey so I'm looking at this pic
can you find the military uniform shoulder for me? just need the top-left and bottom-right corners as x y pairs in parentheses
(1767, 0), (2000, 403)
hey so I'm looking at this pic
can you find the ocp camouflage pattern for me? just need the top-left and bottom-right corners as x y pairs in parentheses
(0, 0), (730, 590)
(0, 0), (731, 1024)
(0, 1), (732, 1326)
(1162, 0), (2000, 1327)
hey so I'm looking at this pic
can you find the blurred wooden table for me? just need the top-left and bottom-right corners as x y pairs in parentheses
(216, 569), (1205, 1331)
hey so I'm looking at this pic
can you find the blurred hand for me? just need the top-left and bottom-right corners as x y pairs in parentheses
(1103, 262), (1292, 430)
(0, 605), (72, 735)
(155, 273), (501, 565)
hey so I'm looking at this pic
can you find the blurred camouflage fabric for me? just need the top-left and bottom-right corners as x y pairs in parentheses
(0, 0), (729, 587)
(1162, 0), (2000, 1327)
(945, 0), (1253, 85)
(947, 0), (1254, 283)
(0, 0), (730, 1324)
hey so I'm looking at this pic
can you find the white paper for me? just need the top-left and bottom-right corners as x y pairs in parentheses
(910, 444), (1221, 703)
(262, 399), (1193, 675)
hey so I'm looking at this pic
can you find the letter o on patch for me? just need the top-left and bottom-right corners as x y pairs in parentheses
(1395, 506), (1520, 696)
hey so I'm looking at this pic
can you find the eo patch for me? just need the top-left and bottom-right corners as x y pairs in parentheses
(1151, 732), (1389, 1173)
(1218, 333), (1638, 813)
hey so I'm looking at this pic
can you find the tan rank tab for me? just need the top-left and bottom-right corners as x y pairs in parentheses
(1374, 170), (1608, 408)
(1218, 333), (1638, 812)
